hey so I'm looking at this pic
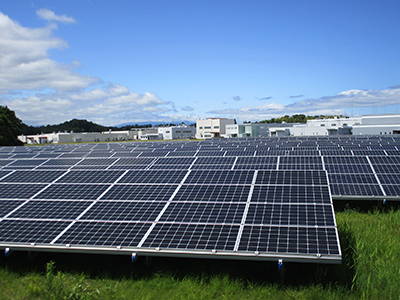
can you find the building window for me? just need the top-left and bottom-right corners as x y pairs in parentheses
(166, 131), (170, 133)
(204, 126), (211, 129)
(199, 127), (203, 129)
(213, 126), (219, 129)
(175, 131), (181, 133)
(320, 124), (325, 127)
(331, 124), (336, 126)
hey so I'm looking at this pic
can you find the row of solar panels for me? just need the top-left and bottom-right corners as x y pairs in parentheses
(0, 168), (340, 263)
(2, 135), (400, 151)
(1, 150), (400, 159)
(1, 153), (400, 199)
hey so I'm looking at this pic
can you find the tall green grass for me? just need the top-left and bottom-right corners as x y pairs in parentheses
(336, 208), (400, 299)
(0, 208), (399, 299)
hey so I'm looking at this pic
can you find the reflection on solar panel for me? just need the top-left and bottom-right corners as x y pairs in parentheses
(6, 135), (400, 264)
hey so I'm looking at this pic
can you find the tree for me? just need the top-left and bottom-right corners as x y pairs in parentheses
(0, 106), (23, 146)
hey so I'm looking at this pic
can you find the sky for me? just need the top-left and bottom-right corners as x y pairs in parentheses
(1, 0), (400, 126)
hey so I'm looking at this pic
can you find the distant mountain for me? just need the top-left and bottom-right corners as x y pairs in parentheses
(19, 119), (110, 135)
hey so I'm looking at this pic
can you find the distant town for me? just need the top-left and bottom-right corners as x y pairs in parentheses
(18, 113), (400, 144)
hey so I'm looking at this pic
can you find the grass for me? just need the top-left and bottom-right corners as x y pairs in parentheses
(1, 207), (399, 299)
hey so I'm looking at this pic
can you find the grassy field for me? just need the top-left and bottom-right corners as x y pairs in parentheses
(0, 206), (399, 299)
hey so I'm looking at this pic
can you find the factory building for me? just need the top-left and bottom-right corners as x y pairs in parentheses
(196, 118), (235, 139)
(158, 125), (196, 140)
(225, 123), (269, 137)
(352, 114), (400, 135)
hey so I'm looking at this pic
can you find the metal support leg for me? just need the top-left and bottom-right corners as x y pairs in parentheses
(278, 258), (285, 282)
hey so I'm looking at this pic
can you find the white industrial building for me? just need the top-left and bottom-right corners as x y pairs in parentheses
(18, 130), (135, 144)
(286, 117), (359, 136)
(256, 114), (400, 137)
(225, 123), (269, 138)
(19, 125), (196, 144)
(352, 114), (400, 135)
(196, 118), (235, 139)
(158, 125), (196, 140)
(221, 114), (400, 138)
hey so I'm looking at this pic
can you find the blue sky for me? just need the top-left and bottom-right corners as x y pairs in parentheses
(1, 0), (400, 126)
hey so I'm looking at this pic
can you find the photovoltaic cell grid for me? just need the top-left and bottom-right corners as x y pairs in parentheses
(3, 135), (400, 263)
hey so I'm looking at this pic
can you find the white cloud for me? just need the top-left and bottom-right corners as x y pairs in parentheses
(0, 12), (99, 92)
(3, 83), (172, 126)
(207, 87), (400, 122)
(181, 106), (194, 111)
(36, 9), (76, 24)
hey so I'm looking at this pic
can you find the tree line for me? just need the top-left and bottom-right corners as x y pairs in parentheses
(258, 114), (347, 124)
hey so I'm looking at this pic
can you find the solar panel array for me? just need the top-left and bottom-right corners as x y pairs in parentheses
(2, 135), (399, 263)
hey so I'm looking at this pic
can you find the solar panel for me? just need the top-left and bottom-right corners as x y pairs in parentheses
(148, 164), (192, 170)
(0, 200), (26, 217)
(251, 185), (331, 204)
(113, 158), (155, 166)
(324, 164), (373, 174)
(172, 185), (251, 202)
(0, 220), (72, 244)
(0, 170), (66, 183)
(101, 184), (178, 201)
(329, 184), (384, 196)
(255, 170), (328, 185)
(80, 201), (165, 222)
(152, 157), (196, 165)
(40, 158), (82, 166)
(328, 173), (379, 184)
(56, 170), (125, 184)
(141, 223), (239, 251)
(0, 170), (12, 178)
(238, 226), (340, 256)
(159, 202), (246, 223)
(185, 170), (254, 185)
(118, 170), (187, 184)
(0, 161), (12, 167)
(194, 157), (236, 165)
(76, 158), (118, 166)
(8, 200), (92, 219)
(4, 159), (48, 167)
(54, 222), (151, 247)
(190, 164), (234, 170)
(245, 204), (335, 226)
(33, 184), (110, 200)
(0, 183), (48, 199)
